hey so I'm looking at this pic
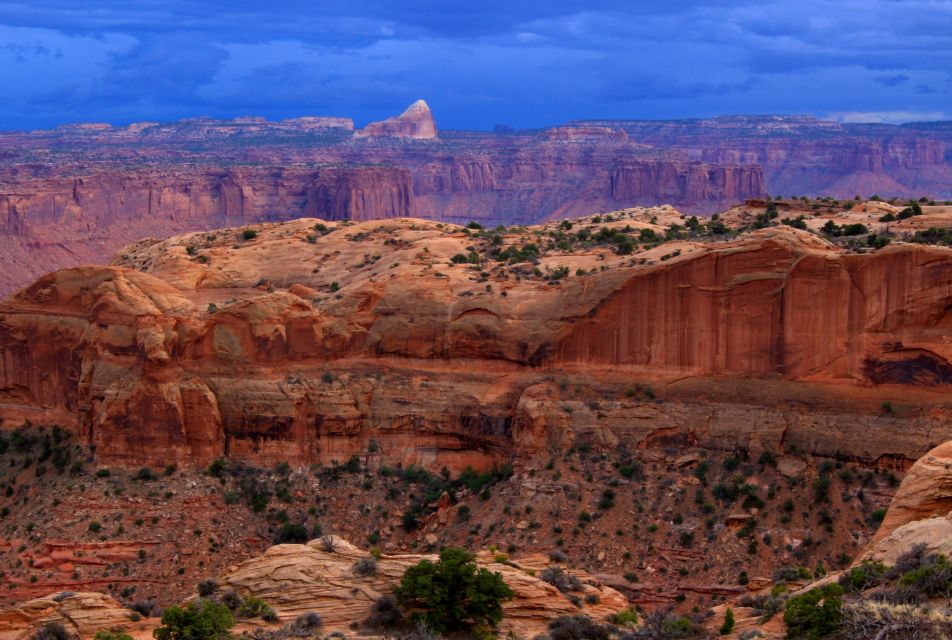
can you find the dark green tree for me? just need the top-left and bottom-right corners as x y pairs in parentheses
(153, 601), (234, 640)
(394, 547), (514, 632)
(783, 583), (843, 639)
(719, 607), (735, 635)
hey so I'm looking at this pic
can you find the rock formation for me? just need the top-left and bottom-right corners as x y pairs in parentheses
(2, 109), (952, 298)
(2, 213), (952, 471)
(577, 115), (952, 201)
(0, 537), (627, 640)
(210, 537), (627, 637)
(0, 104), (771, 297)
(0, 592), (142, 640)
(356, 99), (438, 140)
(862, 439), (952, 564)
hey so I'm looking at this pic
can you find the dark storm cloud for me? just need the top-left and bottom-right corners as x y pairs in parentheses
(0, 0), (949, 129)
(876, 75), (911, 87)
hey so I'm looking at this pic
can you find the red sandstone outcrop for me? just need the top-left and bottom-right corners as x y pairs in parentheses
(356, 100), (438, 140)
(0, 593), (143, 640)
(208, 537), (627, 637)
(1, 216), (951, 471)
(862, 440), (952, 564)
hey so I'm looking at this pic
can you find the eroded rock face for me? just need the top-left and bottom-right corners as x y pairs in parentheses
(862, 440), (952, 564)
(0, 592), (142, 640)
(0, 539), (628, 640)
(576, 115), (952, 201)
(2, 217), (952, 471)
(208, 537), (628, 638)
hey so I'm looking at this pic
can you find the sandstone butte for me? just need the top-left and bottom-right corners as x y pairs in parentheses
(2, 207), (952, 474)
(355, 99), (439, 140)
(0, 537), (628, 640)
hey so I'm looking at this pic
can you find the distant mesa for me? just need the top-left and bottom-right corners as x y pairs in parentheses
(281, 116), (355, 131)
(356, 99), (438, 140)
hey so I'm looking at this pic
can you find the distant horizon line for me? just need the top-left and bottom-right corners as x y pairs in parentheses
(3, 105), (951, 135)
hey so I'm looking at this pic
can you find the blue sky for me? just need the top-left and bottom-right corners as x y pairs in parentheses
(0, 1), (950, 130)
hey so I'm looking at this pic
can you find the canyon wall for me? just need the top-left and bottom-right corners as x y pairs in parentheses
(3, 108), (952, 299)
(0, 166), (413, 297)
(581, 116), (952, 199)
(1, 219), (950, 472)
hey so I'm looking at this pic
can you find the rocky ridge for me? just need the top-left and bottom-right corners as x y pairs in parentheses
(3, 206), (952, 470)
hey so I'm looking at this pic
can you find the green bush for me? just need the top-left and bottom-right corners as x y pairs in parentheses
(394, 547), (514, 632)
(95, 632), (133, 640)
(242, 229), (257, 240)
(783, 583), (843, 639)
(153, 601), (233, 640)
(134, 467), (158, 481)
(236, 596), (272, 619)
(899, 552), (952, 598)
(273, 523), (309, 544)
(838, 561), (886, 593)
(720, 607), (735, 635)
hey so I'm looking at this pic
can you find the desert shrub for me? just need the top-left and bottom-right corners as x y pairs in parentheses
(218, 591), (242, 611)
(840, 599), (952, 639)
(838, 561), (886, 593)
(130, 599), (156, 617)
(353, 557), (378, 577)
(94, 632), (133, 640)
(153, 601), (234, 640)
(548, 550), (567, 563)
(547, 615), (611, 640)
(273, 523), (309, 544)
(898, 552), (952, 598)
(207, 458), (227, 479)
(609, 609), (639, 627)
(739, 593), (785, 622)
(394, 546), (514, 632)
(773, 565), (813, 583)
(540, 566), (582, 593)
(367, 595), (402, 628)
(133, 467), (158, 481)
(242, 229), (257, 240)
(626, 605), (702, 639)
(197, 580), (217, 597)
(319, 535), (338, 552)
(237, 597), (272, 619)
(291, 612), (321, 631)
(51, 591), (76, 603)
(34, 622), (72, 640)
(889, 543), (928, 577)
(403, 620), (442, 640)
(783, 583), (843, 639)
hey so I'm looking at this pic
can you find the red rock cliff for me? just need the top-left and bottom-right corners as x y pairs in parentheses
(1, 218), (950, 471)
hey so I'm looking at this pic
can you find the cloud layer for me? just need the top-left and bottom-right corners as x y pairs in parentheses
(0, 1), (949, 129)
